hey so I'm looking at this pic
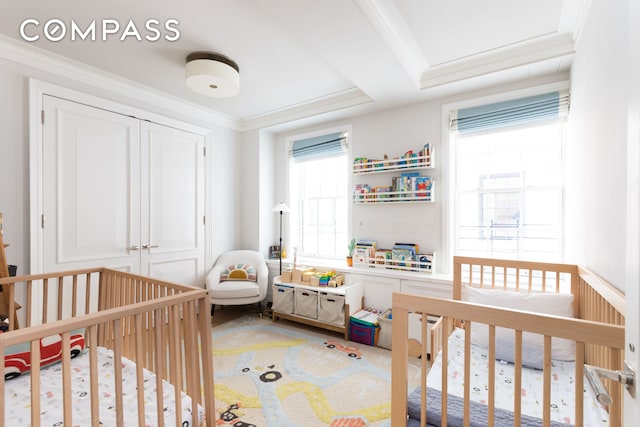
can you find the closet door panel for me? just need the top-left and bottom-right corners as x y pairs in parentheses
(42, 95), (141, 273)
(140, 122), (205, 286)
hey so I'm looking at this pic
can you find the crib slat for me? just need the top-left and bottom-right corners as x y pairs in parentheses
(488, 325), (495, 427)
(441, 317), (449, 427)
(543, 335), (551, 427)
(575, 342), (585, 427)
(170, 304), (183, 427)
(30, 339), (41, 427)
(26, 279), (33, 327)
(135, 314), (146, 426)
(61, 332), (72, 426)
(463, 325), (471, 426)
(514, 330), (523, 427)
(420, 313), (428, 427)
(154, 307), (166, 427)
(42, 277), (49, 324)
(113, 318), (125, 427)
(84, 272), (92, 315)
(88, 325), (100, 427)
(191, 298), (203, 417)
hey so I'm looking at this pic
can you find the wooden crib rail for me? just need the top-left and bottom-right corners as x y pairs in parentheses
(391, 293), (625, 427)
(0, 267), (203, 330)
(454, 256), (581, 326)
(0, 268), (215, 427)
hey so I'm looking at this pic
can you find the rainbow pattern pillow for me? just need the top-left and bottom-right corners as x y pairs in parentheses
(220, 263), (257, 282)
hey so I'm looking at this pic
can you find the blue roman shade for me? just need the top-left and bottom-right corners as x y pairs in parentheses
(290, 132), (347, 160)
(450, 91), (570, 134)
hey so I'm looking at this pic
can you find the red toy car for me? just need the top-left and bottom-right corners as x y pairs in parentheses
(4, 331), (85, 380)
(324, 340), (362, 359)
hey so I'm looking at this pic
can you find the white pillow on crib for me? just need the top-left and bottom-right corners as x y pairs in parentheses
(462, 286), (575, 370)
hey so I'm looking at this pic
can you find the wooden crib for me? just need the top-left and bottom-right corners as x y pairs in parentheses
(0, 268), (215, 427)
(391, 256), (626, 427)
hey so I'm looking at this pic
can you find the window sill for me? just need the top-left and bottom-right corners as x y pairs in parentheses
(265, 257), (452, 284)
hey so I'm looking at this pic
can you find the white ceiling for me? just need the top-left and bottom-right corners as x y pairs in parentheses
(0, 0), (587, 130)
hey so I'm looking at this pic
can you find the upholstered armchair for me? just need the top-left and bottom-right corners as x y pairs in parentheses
(206, 250), (269, 315)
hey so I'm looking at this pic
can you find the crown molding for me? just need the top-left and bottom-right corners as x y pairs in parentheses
(353, 0), (428, 86)
(240, 87), (373, 132)
(420, 33), (575, 90)
(0, 34), (241, 131)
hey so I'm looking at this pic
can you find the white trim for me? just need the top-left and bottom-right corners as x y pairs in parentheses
(285, 124), (353, 259)
(353, 0), (428, 86)
(29, 80), (44, 275)
(29, 78), (214, 274)
(241, 89), (372, 132)
(421, 34), (575, 90)
(559, 0), (593, 48)
(0, 34), (240, 131)
(30, 79), (212, 135)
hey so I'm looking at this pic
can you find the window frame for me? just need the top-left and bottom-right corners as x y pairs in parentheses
(286, 125), (352, 262)
(442, 83), (569, 273)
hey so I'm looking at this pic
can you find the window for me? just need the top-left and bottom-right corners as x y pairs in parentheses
(289, 130), (349, 259)
(450, 91), (568, 261)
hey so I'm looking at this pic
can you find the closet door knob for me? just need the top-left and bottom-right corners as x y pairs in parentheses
(127, 245), (140, 251)
(142, 244), (159, 249)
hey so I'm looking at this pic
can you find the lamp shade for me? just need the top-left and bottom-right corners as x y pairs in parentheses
(185, 52), (240, 98)
(272, 202), (290, 213)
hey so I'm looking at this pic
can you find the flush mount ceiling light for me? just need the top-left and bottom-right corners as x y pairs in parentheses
(185, 52), (240, 98)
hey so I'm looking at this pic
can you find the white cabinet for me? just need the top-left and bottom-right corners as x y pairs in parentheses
(400, 279), (451, 300)
(400, 278), (451, 356)
(346, 273), (400, 310)
(40, 95), (206, 286)
(272, 277), (363, 340)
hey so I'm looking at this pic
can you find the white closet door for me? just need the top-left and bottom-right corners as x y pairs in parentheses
(140, 122), (206, 286)
(42, 95), (141, 273)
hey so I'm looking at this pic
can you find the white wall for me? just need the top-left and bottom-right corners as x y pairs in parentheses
(0, 51), (240, 277)
(625, 0), (640, 417)
(269, 74), (569, 274)
(0, 59), (30, 276)
(566, 0), (630, 290)
(239, 129), (276, 257)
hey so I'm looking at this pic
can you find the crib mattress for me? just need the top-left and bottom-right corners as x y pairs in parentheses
(420, 328), (609, 426)
(5, 346), (203, 427)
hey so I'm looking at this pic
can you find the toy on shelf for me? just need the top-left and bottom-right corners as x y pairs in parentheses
(279, 267), (345, 288)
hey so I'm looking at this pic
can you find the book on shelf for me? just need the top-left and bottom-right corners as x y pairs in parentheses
(417, 252), (434, 270)
(350, 308), (383, 326)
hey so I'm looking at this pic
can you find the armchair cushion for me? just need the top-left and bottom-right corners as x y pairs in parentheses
(210, 280), (260, 299)
(220, 263), (257, 281)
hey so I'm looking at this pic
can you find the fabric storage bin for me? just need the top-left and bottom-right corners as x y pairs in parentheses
(377, 309), (392, 349)
(294, 288), (318, 319)
(272, 284), (294, 314)
(349, 318), (379, 346)
(318, 293), (345, 326)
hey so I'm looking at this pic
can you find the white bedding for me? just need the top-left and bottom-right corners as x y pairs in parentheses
(427, 328), (609, 426)
(5, 346), (203, 427)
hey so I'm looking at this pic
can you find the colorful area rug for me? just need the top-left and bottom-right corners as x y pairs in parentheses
(211, 316), (421, 426)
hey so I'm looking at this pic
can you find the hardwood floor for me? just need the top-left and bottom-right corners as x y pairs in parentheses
(210, 303), (268, 327)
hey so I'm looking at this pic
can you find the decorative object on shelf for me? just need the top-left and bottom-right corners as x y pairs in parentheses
(272, 202), (290, 275)
(185, 51), (240, 97)
(346, 238), (356, 266)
